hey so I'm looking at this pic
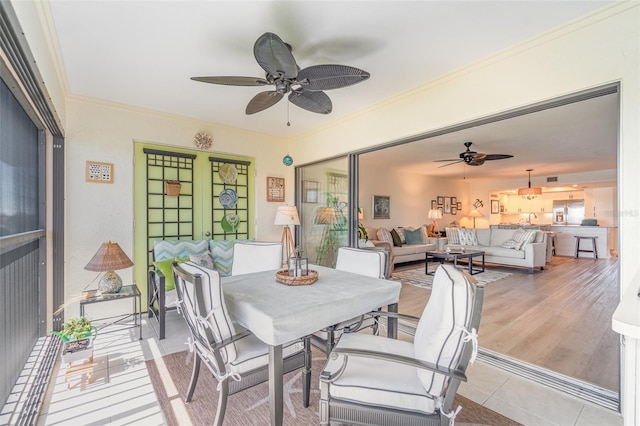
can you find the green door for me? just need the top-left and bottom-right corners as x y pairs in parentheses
(133, 142), (254, 304)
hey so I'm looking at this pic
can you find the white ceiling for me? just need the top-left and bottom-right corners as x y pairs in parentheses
(46, 0), (619, 181)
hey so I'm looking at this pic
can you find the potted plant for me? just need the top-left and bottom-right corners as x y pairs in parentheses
(52, 317), (97, 364)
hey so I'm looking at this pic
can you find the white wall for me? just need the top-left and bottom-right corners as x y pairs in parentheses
(359, 166), (470, 230)
(64, 97), (292, 310)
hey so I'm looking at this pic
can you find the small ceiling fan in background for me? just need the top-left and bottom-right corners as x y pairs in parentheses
(434, 141), (513, 167)
(191, 32), (370, 115)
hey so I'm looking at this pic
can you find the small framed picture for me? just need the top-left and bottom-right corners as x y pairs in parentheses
(443, 197), (452, 214)
(457, 202), (462, 210)
(491, 199), (500, 214)
(437, 196), (444, 206)
(266, 176), (285, 202)
(303, 180), (319, 203)
(451, 206), (457, 215)
(431, 199), (437, 209)
(372, 195), (391, 219)
(451, 196), (457, 205)
(86, 161), (114, 183)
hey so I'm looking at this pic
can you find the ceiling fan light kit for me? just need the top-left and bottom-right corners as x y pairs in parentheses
(191, 32), (370, 116)
(518, 169), (542, 200)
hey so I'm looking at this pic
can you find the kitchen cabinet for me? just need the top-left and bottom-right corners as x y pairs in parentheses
(506, 194), (553, 213)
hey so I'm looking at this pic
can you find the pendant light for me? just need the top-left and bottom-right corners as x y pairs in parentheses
(518, 169), (542, 200)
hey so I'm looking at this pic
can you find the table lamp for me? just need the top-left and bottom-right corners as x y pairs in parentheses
(467, 209), (483, 228)
(428, 208), (443, 235)
(274, 205), (300, 261)
(84, 241), (134, 293)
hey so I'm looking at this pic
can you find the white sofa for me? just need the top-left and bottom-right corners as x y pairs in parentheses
(445, 227), (547, 273)
(365, 226), (436, 266)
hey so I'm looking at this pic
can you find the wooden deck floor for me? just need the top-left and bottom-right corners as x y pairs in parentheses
(395, 255), (620, 391)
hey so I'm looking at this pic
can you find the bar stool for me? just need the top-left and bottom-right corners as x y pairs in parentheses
(575, 236), (598, 259)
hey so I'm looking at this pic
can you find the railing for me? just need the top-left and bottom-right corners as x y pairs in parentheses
(0, 230), (45, 410)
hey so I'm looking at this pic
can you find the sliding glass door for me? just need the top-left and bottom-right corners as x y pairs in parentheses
(296, 156), (351, 267)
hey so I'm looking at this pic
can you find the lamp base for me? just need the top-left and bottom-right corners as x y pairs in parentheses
(281, 225), (295, 266)
(99, 271), (122, 293)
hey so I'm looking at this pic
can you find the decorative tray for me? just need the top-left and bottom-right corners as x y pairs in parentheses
(275, 269), (319, 286)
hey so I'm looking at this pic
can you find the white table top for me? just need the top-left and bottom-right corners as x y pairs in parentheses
(221, 265), (402, 346)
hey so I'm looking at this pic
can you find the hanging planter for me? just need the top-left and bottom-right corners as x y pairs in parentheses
(165, 180), (182, 196)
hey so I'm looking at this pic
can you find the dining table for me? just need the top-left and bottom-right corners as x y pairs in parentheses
(221, 264), (402, 426)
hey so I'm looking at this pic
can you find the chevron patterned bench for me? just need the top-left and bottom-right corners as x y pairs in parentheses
(148, 239), (242, 340)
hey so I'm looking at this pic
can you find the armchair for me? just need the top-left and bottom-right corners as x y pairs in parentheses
(319, 264), (484, 426)
(172, 261), (311, 425)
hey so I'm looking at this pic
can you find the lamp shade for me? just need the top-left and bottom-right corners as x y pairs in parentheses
(274, 205), (300, 226)
(428, 209), (443, 220)
(518, 169), (542, 197)
(467, 209), (483, 218)
(84, 241), (133, 272)
(314, 207), (336, 225)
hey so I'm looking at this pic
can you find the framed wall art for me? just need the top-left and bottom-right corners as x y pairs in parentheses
(451, 206), (457, 215)
(303, 180), (319, 203)
(457, 202), (462, 210)
(443, 197), (452, 214)
(491, 199), (500, 214)
(451, 196), (457, 205)
(86, 160), (114, 183)
(431, 199), (437, 209)
(437, 196), (444, 206)
(372, 195), (391, 219)
(266, 176), (285, 202)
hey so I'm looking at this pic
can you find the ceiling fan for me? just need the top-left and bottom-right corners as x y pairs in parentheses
(434, 142), (513, 167)
(191, 32), (370, 115)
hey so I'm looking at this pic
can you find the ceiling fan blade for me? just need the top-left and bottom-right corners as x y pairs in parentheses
(245, 91), (283, 115)
(471, 153), (487, 160)
(296, 65), (370, 91)
(468, 158), (486, 166)
(254, 32), (298, 79)
(288, 90), (332, 114)
(434, 159), (461, 163)
(437, 160), (463, 168)
(485, 154), (514, 160)
(191, 76), (269, 86)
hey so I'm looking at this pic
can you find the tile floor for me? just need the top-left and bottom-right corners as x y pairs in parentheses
(37, 312), (624, 426)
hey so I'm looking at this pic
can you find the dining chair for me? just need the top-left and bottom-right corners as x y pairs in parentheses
(172, 261), (311, 425)
(231, 241), (283, 275)
(319, 264), (484, 426)
(311, 247), (390, 354)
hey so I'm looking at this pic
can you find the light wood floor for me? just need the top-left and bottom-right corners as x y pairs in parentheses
(395, 255), (620, 391)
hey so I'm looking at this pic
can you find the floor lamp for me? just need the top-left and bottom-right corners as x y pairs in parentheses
(467, 209), (483, 228)
(274, 205), (300, 264)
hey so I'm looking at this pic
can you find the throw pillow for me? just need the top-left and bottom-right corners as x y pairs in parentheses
(404, 228), (425, 245)
(512, 229), (536, 250)
(395, 227), (406, 244)
(501, 239), (519, 249)
(391, 229), (403, 247)
(189, 252), (217, 270)
(445, 227), (460, 245)
(209, 240), (236, 276)
(377, 228), (394, 245)
(458, 229), (479, 246)
(152, 256), (189, 291)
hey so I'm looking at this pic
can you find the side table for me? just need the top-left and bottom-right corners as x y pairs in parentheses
(80, 285), (142, 340)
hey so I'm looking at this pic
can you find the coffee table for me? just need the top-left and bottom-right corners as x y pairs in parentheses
(426, 250), (485, 275)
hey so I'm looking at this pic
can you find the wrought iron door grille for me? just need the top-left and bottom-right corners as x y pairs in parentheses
(210, 157), (251, 240)
(144, 148), (196, 267)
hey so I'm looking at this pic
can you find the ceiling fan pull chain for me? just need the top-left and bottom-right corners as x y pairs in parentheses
(287, 100), (291, 127)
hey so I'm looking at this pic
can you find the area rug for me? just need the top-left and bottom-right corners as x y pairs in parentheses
(146, 347), (521, 426)
(392, 265), (512, 289)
